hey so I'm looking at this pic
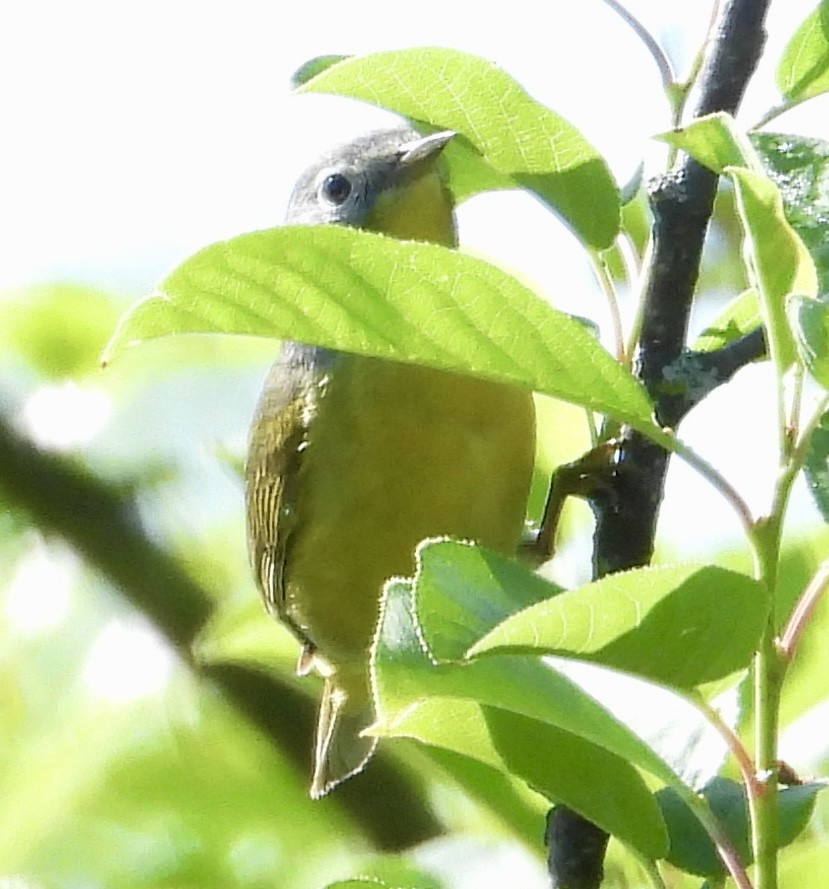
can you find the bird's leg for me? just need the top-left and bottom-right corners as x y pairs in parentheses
(521, 440), (621, 566)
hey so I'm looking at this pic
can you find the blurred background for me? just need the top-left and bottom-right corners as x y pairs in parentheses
(1, 1), (828, 886)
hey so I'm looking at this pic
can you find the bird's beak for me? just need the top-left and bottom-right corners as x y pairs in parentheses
(398, 130), (456, 166)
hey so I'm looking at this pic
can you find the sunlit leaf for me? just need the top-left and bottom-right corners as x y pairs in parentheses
(468, 562), (767, 688)
(298, 48), (620, 248)
(371, 579), (680, 790)
(657, 111), (762, 175)
(413, 539), (564, 661)
(693, 288), (763, 354)
(728, 167), (818, 373)
(777, 1), (829, 102)
(103, 226), (655, 430)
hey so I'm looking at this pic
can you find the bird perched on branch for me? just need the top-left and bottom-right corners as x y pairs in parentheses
(246, 126), (535, 797)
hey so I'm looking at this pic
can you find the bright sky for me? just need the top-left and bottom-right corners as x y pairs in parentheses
(1, 0), (820, 293)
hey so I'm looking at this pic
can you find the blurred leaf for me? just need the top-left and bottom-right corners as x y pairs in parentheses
(325, 882), (391, 889)
(468, 562), (768, 688)
(196, 592), (294, 671)
(658, 777), (826, 877)
(772, 529), (829, 719)
(335, 857), (445, 889)
(753, 132), (829, 294)
(657, 112), (762, 174)
(290, 54), (349, 88)
(0, 665), (361, 889)
(789, 295), (829, 388)
(423, 748), (544, 850)
(0, 284), (119, 378)
(693, 288), (763, 353)
(297, 48), (620, 248)
(803, 408), (829, 522)
(103, 226), (656, 431)
(777, 0), (829, 102)
(780, 831), (829, 884)
(728, 167), (818, 373)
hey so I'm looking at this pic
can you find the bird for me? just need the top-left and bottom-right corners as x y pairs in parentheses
(245, 126), (536, 798)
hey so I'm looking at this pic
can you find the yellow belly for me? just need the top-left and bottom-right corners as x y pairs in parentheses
(283, 354), (536, 668)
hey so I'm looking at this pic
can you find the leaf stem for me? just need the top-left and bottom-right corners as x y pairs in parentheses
(589, 249), (626, 362)
(780, 559), (829, 661)
(623, 232), (654, 367)
(695, 694), (759, 796)
(745, 513), (785, 889)
(600, 0), (675, 96)
(668, 436), (755, 536)
(786, 364), (804, 456)
(753, 94), (811, 130)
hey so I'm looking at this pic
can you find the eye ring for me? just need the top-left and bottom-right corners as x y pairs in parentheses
(319, 172), (352, 205)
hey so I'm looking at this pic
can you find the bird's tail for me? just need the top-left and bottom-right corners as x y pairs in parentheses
(310, 668), (377, 799)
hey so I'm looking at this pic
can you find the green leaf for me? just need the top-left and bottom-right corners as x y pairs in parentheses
(657, 112), (762, 175)
(379, 698), (668, 860)
(325, 882), (390, 889)
(297, 48), (620, 248)
(424, 748), (545, 849)
(371, 579), (681, 792)
(728, 167), (818, 373)
(658, 777), (827, 877)
(401, 543), (743, 791)
(777, 1), (829, 102)
(413, 539), (564, 661)
(103, 226), (655, 430)
(290, 54), (349, 88)
(753, 132), (829, 295)
(0, 284), (119, 379)
(789, 295), (829, 388)
(693, 289), (763, 354)
(371, 574), (699, 835)
(804, 408), (829, 522)
(469, 563), (768, 688)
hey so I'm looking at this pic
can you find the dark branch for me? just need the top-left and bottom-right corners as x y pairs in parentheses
(0, 412), (441, 849)
(594, 0), (771, 573)
(548, 2), (772, 885)
(661, 326), (767, 426)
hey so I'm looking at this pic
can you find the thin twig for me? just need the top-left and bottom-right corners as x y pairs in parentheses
(695, 695), (760, 795)
(669, 435), (755, 537)
(590, 249), (626, 361)
(779, 559), (829, 660)
(753, 95), (810, 130)
(601, 0), (675, 94)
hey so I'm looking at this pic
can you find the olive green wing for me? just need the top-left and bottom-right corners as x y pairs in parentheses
(245, 370), (308, 627)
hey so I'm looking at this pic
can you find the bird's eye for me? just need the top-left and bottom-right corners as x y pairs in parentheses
(319, 173), (352, 205)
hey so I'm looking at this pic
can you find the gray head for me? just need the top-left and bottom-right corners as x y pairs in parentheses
(285, 127), (456, 231)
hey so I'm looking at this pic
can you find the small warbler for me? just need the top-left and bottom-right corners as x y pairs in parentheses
(246, 127), (535, 797)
